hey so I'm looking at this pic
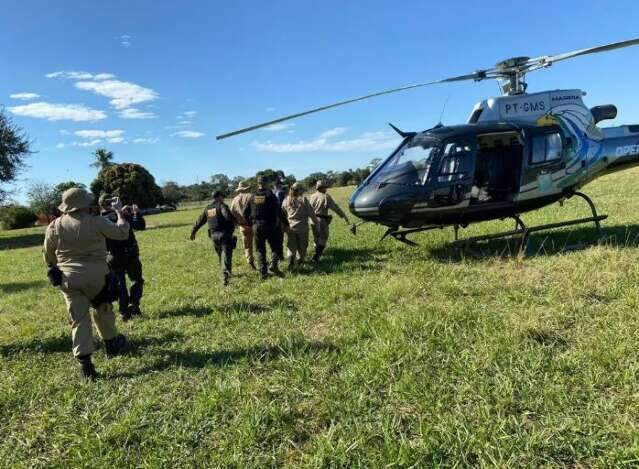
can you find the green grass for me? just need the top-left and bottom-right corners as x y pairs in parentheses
(2, 171), (639, 467)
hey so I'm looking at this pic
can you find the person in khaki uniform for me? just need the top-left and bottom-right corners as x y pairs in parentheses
(281, 182), (319, 269)
(308, 180), (352, 262)
(43, 188), (130, 381)
(230, 181), (256, 270)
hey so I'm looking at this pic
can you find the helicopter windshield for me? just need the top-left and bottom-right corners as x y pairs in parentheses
(369, 135), (440, 186)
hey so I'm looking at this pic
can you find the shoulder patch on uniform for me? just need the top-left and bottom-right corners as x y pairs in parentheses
(207, 208), (217, 218)
(254, 195), (266, 204)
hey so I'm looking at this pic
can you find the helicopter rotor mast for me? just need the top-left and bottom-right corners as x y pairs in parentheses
(216, 37), (639, 140)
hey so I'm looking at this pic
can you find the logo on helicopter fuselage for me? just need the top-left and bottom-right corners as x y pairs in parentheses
(616, 144), (639, 157)
(502, 100), (547, 116)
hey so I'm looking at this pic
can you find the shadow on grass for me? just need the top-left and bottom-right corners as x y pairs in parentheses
(0, 232), (44, 250)
(428, 223), (639, 263)
(156, 299), (298, 319)
(114, 338), (340, 377)
(0, 334), (71, 356)
(145, 222), (192, 231)
(293, 247), (384, 276)
(0, 280), (47, 294)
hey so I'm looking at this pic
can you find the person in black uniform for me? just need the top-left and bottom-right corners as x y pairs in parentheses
(190, 190), (237, 286)
(243, 176), (284, 280)
(99, 194), (146, 321)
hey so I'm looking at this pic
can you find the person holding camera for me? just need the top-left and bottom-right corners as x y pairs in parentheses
(190, 190), (237, 286)
(43, 188), (130, 381)
(99, 194), (147, 321)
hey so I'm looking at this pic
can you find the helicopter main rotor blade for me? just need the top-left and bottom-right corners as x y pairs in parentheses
(215, 72), (482, 140)
(529, 37), (639, 69)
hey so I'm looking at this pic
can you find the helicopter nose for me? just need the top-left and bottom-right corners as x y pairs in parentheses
(349, 187), (379, 219)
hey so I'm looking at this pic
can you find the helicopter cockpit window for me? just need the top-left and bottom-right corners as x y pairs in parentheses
(438, 142), (473, 182)
(531, 132), (562, 164)
(369, 136), (439, 186)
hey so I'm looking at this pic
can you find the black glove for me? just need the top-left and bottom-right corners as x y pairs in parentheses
(47, 266), (63, 287)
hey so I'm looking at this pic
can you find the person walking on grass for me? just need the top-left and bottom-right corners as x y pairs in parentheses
(230, 181), (256, 270)
(281, 182), (319, 270)
(190, 191), (237, 286)
(99, 194), (147, 322)
(43, 188), (130, 381)
(243, 176), (284, 279)
(309, 180), (353, 262)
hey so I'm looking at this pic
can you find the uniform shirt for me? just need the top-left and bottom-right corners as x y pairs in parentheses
(243, 189), (280, 225)
(192, 201), (235, 236)
(102, 209), (146, 258)
(44, 212), (130, 274)
(281, 196), (319, 233)
(308, 191), (348, 220)
(230, 192), (252, 226)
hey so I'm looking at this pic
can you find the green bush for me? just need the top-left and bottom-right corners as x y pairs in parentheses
(0, 205), (37, 230)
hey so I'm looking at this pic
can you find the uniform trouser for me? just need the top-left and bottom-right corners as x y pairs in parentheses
(212, 233), (234, 279)
(312, 219), (330, 248)
(239, 225), (254, 264)
(254, 223), (283, 273)
(110, 256), (144, 313)
(60, 268), (118, 357)
(287, 229), (310, 262)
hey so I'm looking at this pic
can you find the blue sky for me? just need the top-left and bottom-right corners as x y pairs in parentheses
(2, 0), (639, 202)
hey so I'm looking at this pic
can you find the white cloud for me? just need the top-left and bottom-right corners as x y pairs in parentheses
(75, 79), (158, 109)
(177, 120), (192, 125)
(132, 137), (159, 144)
(119, 108), (156, 119)
(46, 71), (115, 80)
(8, 102), (107, 122)
(265, 122), (295, 132)
(251, 129), (399, 153)
(10, 92), (40, 100)
(172, 130), (205, 139)
(108, 137), (124, 143)
(74, 139), (103, 147)
(75, 130), (124, 139)
(56, 143), (65, 149)
(59, 129), (70, 135)
(319, 127), (346, 139)
(121, 34), (132, 48)
(183, 111), (196, 118)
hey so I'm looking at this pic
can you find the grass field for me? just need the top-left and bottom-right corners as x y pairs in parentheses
(2, 171), (639, 467)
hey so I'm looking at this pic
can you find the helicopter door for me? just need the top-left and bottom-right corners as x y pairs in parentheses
(521, 130), (564, 195)
(428, 139), (475, 208)
(473, 131), (523, 203)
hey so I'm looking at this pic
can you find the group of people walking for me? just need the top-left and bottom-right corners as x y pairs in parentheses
(43, 178), (351, 380)
(190, 177), (352, 283)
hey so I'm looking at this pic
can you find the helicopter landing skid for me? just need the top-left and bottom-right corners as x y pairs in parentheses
(452, 192), (607, 255)
(380, 225), (445, 246)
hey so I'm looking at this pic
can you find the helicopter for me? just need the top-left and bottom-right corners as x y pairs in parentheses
(217, 38), (639, 252)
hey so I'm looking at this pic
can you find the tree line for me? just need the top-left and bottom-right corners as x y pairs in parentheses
(0, 108), (383, 228)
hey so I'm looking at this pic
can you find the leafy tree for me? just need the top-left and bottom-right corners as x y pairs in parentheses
(0, 109), (32, 204)
(369, 158), (383, 170)
(210, 173), (232, 196)
(91, 163), (163, 208)
(161, 181), (186, 205)
(91, 148), (114, 170)
(27, 182), (57, 216)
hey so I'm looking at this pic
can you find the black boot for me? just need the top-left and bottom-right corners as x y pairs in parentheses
(223, 272), (230, 287)
(77, 354), (98, 381)
(269, 261), (284, 277)
(128, 303), (143, 317)
(104, 334), (128, 358)
(312, 245), (325, 263)
(121, 306), (132, 322)
(287, 257), (295, 271)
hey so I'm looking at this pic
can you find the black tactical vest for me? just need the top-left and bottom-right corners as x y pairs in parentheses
(206, 202), (234, 233)
(250, 189), (278, 224)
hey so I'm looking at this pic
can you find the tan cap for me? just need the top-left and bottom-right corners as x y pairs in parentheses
(58, 188), (95, 213)
(316, 180), (328, 189)
(235, 181), (250, 192)
(291, 182), (305, 192)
